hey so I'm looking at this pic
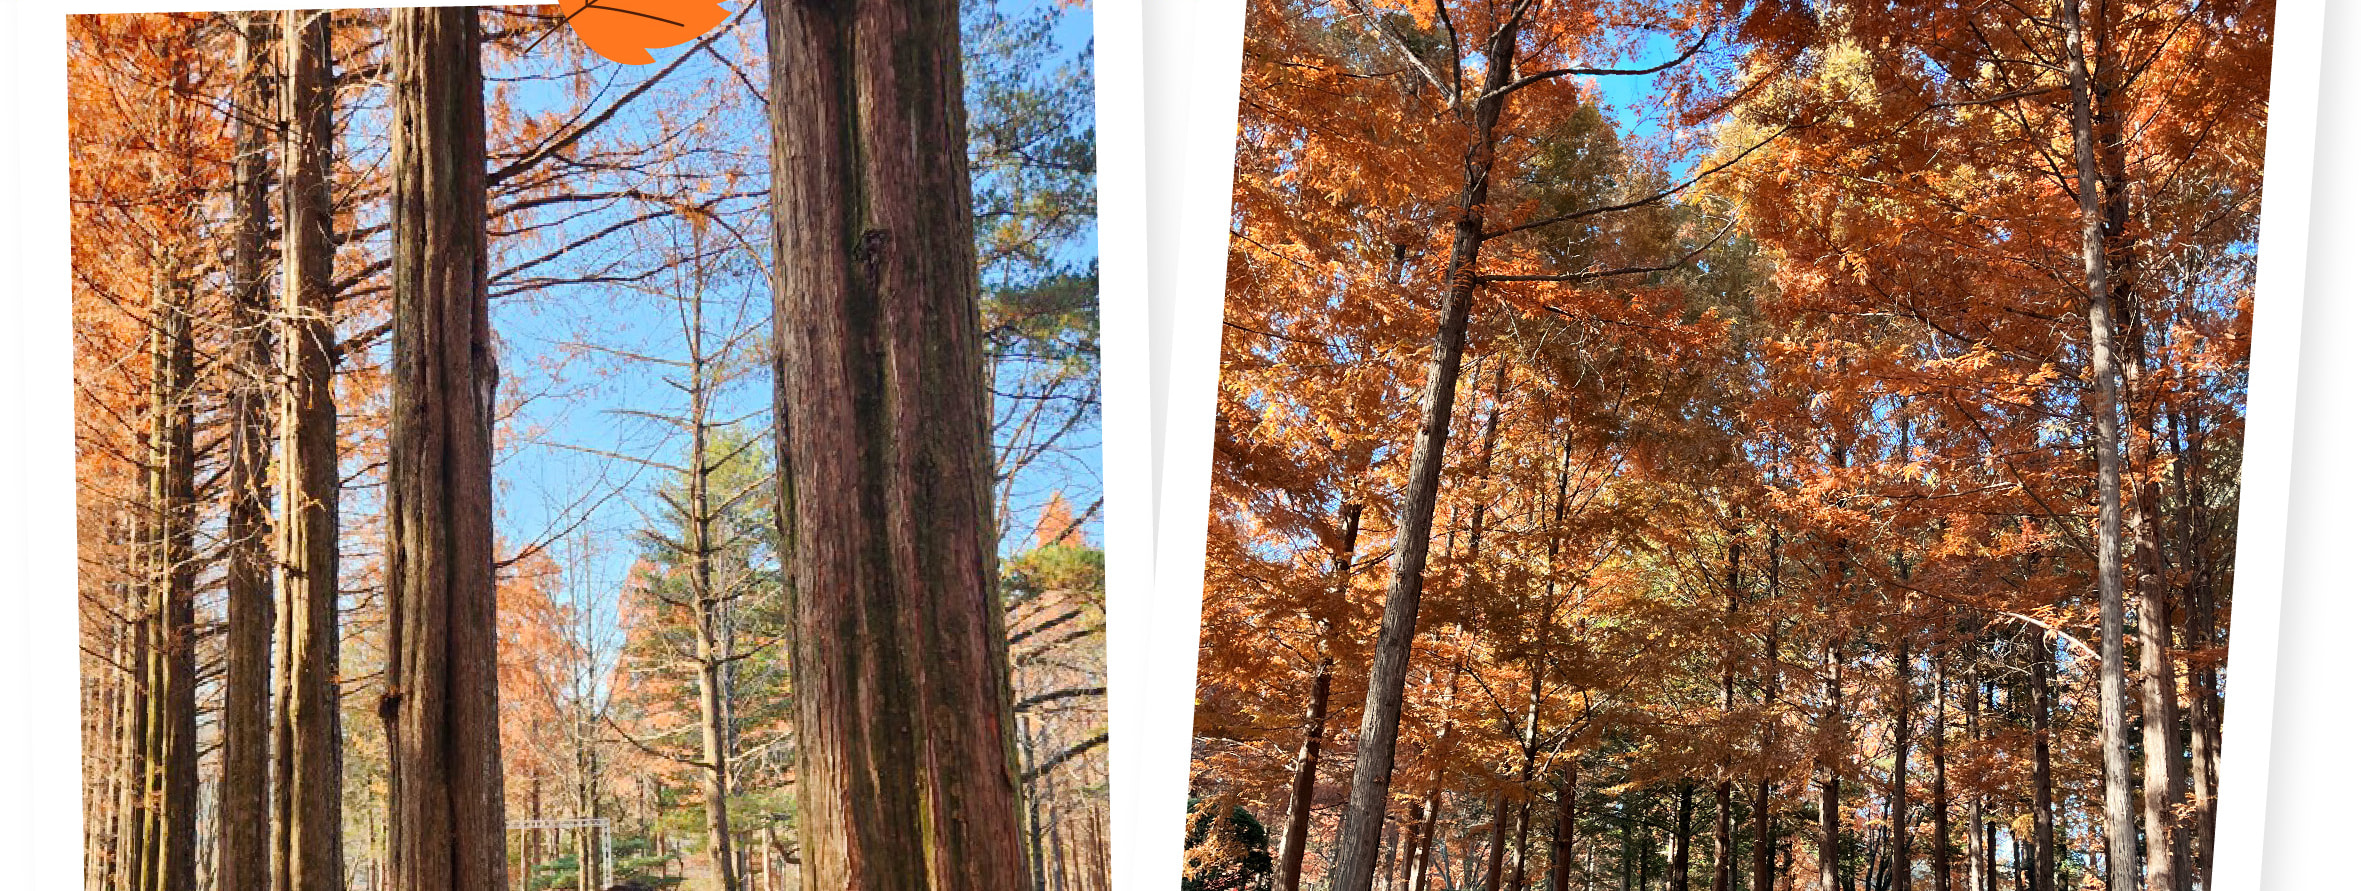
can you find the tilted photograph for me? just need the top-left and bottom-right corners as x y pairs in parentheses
(1178, 2), (2287, 891)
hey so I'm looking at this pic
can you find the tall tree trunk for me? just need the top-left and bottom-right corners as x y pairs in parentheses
(1511, 795), (1536, 891)
(1410, 701), (1459, 891)
(1818, 634), (1842, 891)
(1278, 504), (1363, 891)
(1674, 783), (1695, 891)
(683, 291), (741, 891)
(1329, 13), (1525, 886)
(1982, 823), (1996, 891)
(383, 9), (505, 891)
(1483, 796), (1512, 891)
(1380, 818), (1400, 891)
(2169, 410), (2219, 885)
(2059, 3), (2140, 889)
(1887, 620), (1912, 891)
(273, 11), (344, 891)
(92, 608), (128, 891)
(1409, 799), (1439, 891)
(762, 0), (1030, 886)
(221, 13), (277, 891)
(2093, 16), (2192, 885)
(1275, 646), (1336, 891)
(141, 255), (200, 891)
(113, 614), (146, 891)
(1930, 652), (1949, 891)
(2028, 632), (2057, 891)
(2125, 328), (2190, 891)
(1753, 534), (1779, 891)
(1965, 644), (1987, 891)
(1715, 532), (1741, 891)
(1550, 769), (1578, 891)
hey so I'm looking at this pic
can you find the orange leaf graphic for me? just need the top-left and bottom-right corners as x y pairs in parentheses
(559, 0), (731, 65)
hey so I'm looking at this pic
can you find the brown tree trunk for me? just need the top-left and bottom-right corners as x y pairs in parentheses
(1482, 796), (1512, 891)
(1278, 503), (1362, 891)
(1408, 800), (1436, 891)
(2169, 411), (2219, 885)
(1274, 644), (1334, 891)
(137, 255), (201, 891)
(1408, 692), (1460, 891)
(681, 290), (742, 891)
(1510, 795), (1536, 891)
(382, 8), (505, 891)
(1966, 646), (1986, 891)
(1327, 12), (1525, 886)
(1930, 652), (1949, 891)
(1753, 533), (1779, 891)
(762, 0), (1030, 886)
(114, 577), (147, 891)
(1887, 621), (1912, 891)
(1817, 634), (1842, 891)
(91, 607), (129, 891)
(2028, 632), (2057, 891)
(1715, 779), (1735, 891)
(1715, 533), (1741, 891)
(2059, 3), (2141, 889)
(1674, 783), (1695, 891)
(273, 11), (344, 891)
(1549, 769), (1578, 891)
(221, 14), (276, 891)
(2091, 8), (2192, 880)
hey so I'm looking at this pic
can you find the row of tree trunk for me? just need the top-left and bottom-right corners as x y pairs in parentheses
(89, 3), (1035, 890)
(1309, 2), (2227, 890)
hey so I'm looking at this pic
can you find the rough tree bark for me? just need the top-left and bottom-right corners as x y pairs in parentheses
(1817, 634), (1843, 891)
(2087, 4), (2194, 880)
(1673, 783), (1695, 891)
(1931, 649), (1950, 891)
(2029, 630), (2058, 891)
(1326, 10), (1525, 885)
(1549, 768), (1578, 891)
(1753, 531), (1779, 891)
(382, 8), (506, 891)
(1887, 613), (1913, 891)
(2060, 2), (2142, 889)
(762, 0), (1032, 886)
(220, 14), (276, 891)
(2170, 409), (2221, 885)
(1714, 532), (1741, 891)
(142, 256), (199, 891)
(682, 287), (742, 891)
(1481, 795), (1511, 891)
(1967, 641), (1987, 891)
(274, 10), (345, 891)
(1277, 503), (1362, 891)
(1407, 671), (1463, 891)
(112, 568), (147, 891)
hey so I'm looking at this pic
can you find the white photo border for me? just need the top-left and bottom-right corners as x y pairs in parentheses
(1143, 3), (2326, 891)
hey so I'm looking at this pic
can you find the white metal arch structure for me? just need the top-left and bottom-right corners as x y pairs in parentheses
(510, 817), (615, 891)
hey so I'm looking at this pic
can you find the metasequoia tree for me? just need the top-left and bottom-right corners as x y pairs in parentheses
(592, 215), (778, 891)
(275, 10), (347, 891)
(218, 12), (275, 891)
(1299, 3), (1801, 885)
(381, 7), (506, 891)
(68, 15), (227, 891)
(761, 0), (1030, 885)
